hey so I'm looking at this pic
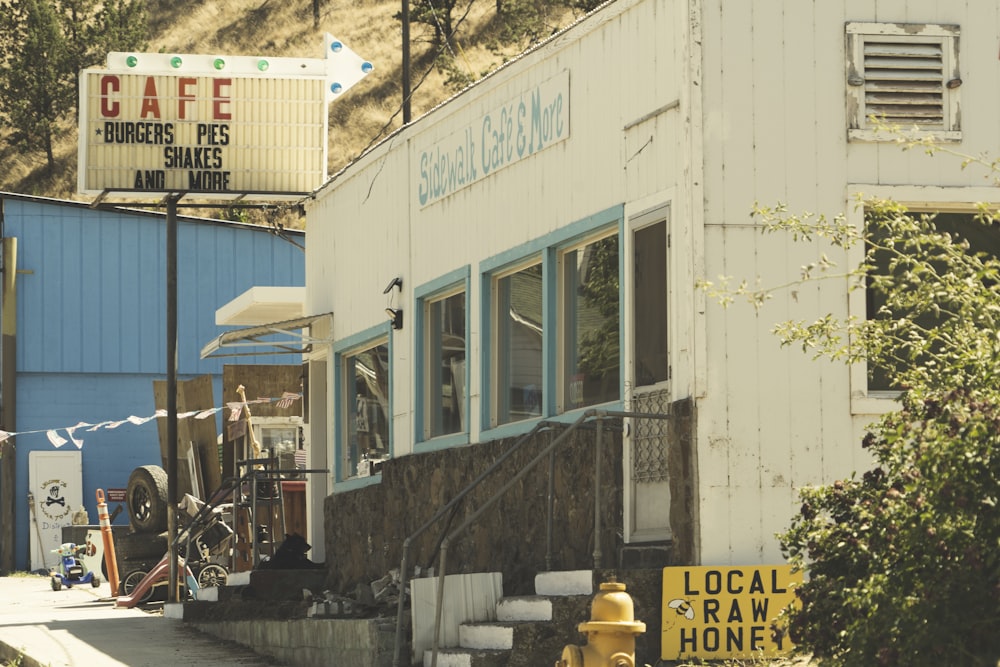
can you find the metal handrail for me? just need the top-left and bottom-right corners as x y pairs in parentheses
(393, 408), (673, 667)
(392, 420), (560, 667)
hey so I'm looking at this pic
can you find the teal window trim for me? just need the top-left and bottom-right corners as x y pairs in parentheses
(332, 321), (393, 484)
(479, 399), (626, 443)
(335, 474), (383, 492)
(415, 265), (471, 450)
(479, 204), (624, 432)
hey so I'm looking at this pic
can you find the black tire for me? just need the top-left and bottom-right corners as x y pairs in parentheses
(51, 576), (61, 591)
(91, 576), (101, 588)
(126, 465), (168, 533)
(119, 569), (153, 604)
(114, 530), (168, 562)
(196, 563), (228, 589)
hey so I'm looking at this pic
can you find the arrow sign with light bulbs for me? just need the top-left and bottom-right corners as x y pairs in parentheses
(78, 34), (372, 200)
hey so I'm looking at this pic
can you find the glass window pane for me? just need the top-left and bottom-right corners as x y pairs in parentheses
(562, 235), (620, 409)
(429, 291), (466, 437)
(634, 221), (668, 386)
(344, 342), (389, 477)
(867, 211), (994, 391)
(495, 263), (543, 425)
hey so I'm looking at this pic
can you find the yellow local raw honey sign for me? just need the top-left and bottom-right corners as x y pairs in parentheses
(78, 35), (371, 200)
(661, 565), (801, 661)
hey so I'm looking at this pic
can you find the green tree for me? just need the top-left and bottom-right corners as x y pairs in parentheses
(704, 143), (1000, 665)
(411, 0), (460, 47)
(56, 0), (98, 104)
(88, 0), (148, 59)
(492, 0), (563, 47)
(0, 0), (76, 173)
(0, 0), (146, 173)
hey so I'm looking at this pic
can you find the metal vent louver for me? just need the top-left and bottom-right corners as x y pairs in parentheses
(863, 39), (944, 126)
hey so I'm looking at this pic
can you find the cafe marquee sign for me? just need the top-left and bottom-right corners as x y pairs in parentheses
(78, 35), (371, 200)
(416, 70), (570, 207)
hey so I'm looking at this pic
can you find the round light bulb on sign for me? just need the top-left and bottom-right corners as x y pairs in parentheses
(330, 41), (343, 53)
(126, 55), (138, 68)
(170, 56), (183, 68)
(257, 59), (269, 71)
(214, 58), (226, 70)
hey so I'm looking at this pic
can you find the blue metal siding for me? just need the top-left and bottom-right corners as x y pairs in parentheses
(6, 198), (304, 375)
(1, 195), (305, 570)
(12, 372), (227, 570)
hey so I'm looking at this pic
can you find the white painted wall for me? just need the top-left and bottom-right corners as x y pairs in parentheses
(696, 0), (1000, 564)
(306, 0), (685, 455)
(306, 0), (1000, 565)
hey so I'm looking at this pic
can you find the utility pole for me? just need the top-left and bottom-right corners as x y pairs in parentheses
(0, 235), (16, 574)
(166, 194), (179, 601)
(402, 0), (411, 124)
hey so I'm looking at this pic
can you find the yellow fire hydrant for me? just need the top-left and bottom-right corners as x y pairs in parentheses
(556, 579), (646, 667)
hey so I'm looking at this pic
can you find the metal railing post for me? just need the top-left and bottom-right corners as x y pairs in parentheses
(430, 538), (450, 667)
(393, 538), (413, 667)
(546, 430), (555, 571)
(403, 408), (674, 667)
(593, 416), (603, 569)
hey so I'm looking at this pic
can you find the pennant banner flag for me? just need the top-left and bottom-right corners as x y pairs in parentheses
(3, 392), (302, 450)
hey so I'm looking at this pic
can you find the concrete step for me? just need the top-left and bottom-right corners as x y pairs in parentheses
(422, 647), (510, 667)
(496, 595), (552, 622)
(458, 621), (515, 650)
(534, 569), (593, 596)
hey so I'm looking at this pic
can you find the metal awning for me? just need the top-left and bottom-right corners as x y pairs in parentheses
(200, 313), (333, 359)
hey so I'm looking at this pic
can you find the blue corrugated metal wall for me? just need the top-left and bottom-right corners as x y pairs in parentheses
(2, 195), (305, 570)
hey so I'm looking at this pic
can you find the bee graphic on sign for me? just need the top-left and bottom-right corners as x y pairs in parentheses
(664, 597), (696, 631)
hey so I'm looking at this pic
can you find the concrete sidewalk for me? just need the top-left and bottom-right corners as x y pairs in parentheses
(0, 574), (276, 667)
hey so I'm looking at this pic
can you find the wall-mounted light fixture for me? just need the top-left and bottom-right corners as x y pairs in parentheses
(383, 276), (403, 294)
(385, 307), (404, 330)
(383, 276), (403, 330)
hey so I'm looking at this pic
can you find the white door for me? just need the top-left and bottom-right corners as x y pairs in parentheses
(624, 206), (672, 543)
(28, 450), (83, 571)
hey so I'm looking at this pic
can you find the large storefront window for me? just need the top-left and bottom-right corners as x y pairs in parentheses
(559, 233), (620, 410)
(343, 339), (389, 478)
(494, 262), (543, 426)
(483, 206), (624, 433)
(426, 290), (467, 438)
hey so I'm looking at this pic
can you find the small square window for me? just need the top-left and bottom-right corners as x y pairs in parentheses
(846, 22), (961, 142)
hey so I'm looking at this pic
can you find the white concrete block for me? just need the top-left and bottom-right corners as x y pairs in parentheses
(534, 570), (593, 596)
(196, 586), (219, 601)
(163, 602), (185, 619)
(423, 649), (472, 667)
(497, 596), (552, 621)
(459, 623), (513, 650)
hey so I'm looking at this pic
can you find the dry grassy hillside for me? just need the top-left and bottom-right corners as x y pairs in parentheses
(0, 0), (580, 227)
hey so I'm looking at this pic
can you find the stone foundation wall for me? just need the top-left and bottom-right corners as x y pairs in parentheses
(323, 401), (695, 597)
(325, 421), (624, 595)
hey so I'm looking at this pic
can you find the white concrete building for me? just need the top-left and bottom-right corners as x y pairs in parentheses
(291, 0), (1000, 568)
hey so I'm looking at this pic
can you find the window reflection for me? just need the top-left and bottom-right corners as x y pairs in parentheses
(562, 235), (620, 409)
(428, 291), (466, 437)
(495, 263), (543, 425)
(344, 342), (389, 477)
